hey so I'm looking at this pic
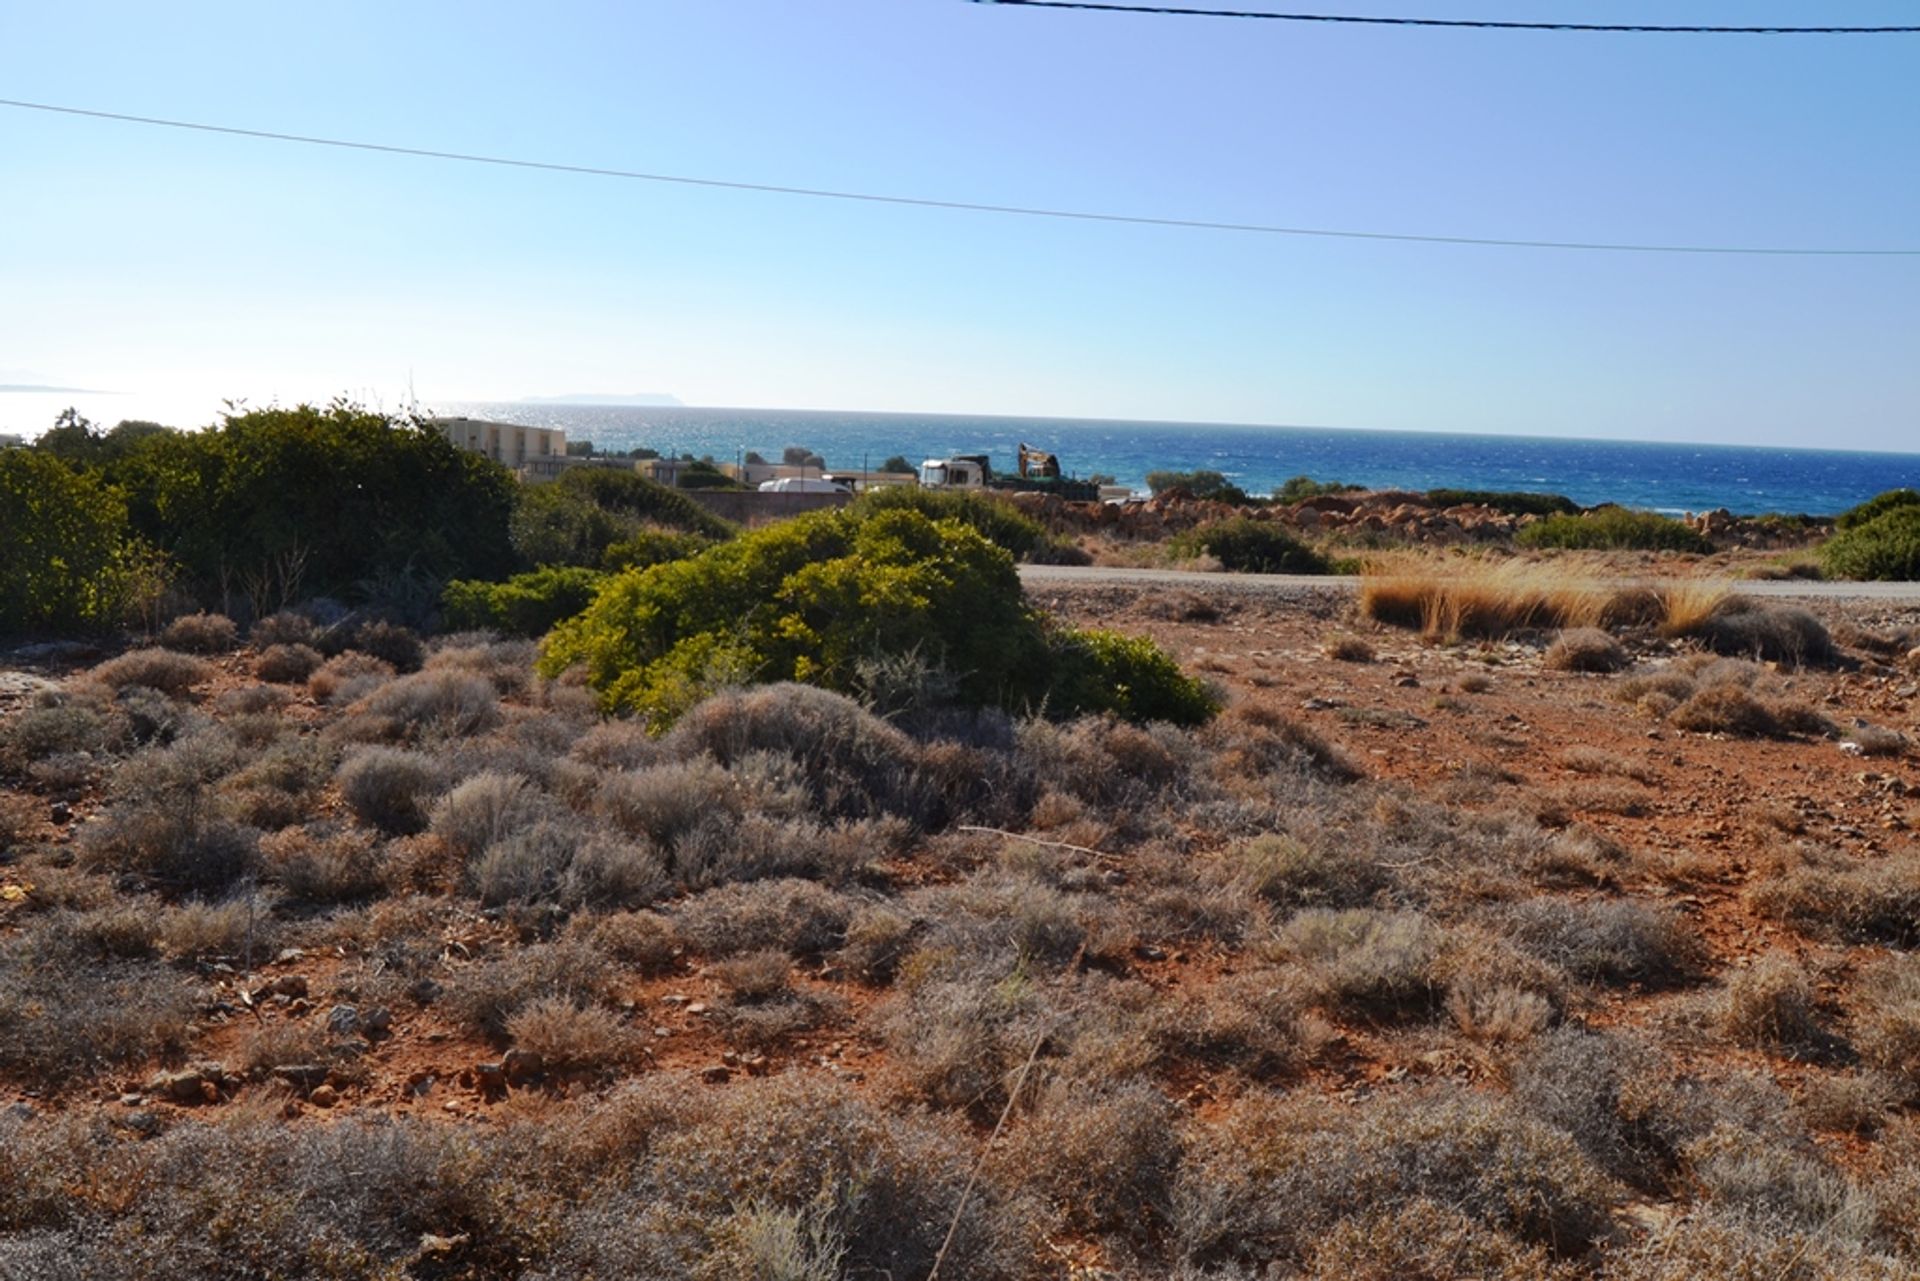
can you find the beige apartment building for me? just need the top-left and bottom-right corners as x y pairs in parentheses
(431, 417), (566, 469)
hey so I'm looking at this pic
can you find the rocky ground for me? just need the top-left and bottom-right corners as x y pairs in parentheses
(4, 584), (1920, 1277)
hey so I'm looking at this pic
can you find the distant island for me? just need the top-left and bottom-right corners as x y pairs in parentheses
(512, 392), (684, 407)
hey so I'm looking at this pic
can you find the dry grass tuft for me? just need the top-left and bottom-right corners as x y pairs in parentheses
(1323, 634), (1375, 663)
(504, 996), (634, 1070)
(158, 611), (239, 654)
(90, 648), (214, 694)
(1544, 628), (1630, 674)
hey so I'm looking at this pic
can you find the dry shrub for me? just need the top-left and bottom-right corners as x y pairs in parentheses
(1499, 898), (1703, 987)
(0, 937), (200, 1079)
(1721, 954), (1825, 1048)
(836, 902), (917, 984)
(1854, 953), (1920, 1080)
(307, 652), (395, 704)
(1207, 701), (1359, 784)
(254, 643), (323, 684)
(1324, 634), (1374, 663)
(1669, 684), (1830, 739)
(1271, 908), (1443, 1016)
(1603, 1212), (1903, 1281)
(249, 610), (315, 648)
(1682, 598), (1837, 667)
(261, 826), (387, 903)
(881, 971), (1044, 1114)
(1544, 627), (1629, 674)
(1164, 969), (1316, 1076)
(569, 720), (658, 771)
(1225, 833), (1384, 910)
(675, 878), (854, 958)
(90, 648), (213, 694)
(1748, 848), (1920, 945)
(0, 701), (111, 765)
(1297, 1197), (1580, 1280)
(159, 898), (264, 960)
(994, 1079), (1183, 1242)
(335, 746), (447, 835)
(339, 620), (425, 672)
(355, 670), (502, 738)
(442, 939), (615, 1037)
(714, 948), (793, 1002)
(1798, 1072), (1901, 1136)
(579, 910), (680, 974)
(159, 611), (239, 653)
(505, 996), (634, 1071)
(428, 772), (552, 858)
(213, 684), (289, 716)
(1560, 746), (1656, 783)
(1173, 1089), (1619, 1270)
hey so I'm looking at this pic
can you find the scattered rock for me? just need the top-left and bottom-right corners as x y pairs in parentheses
(48, 801), (71, 825)
(325, 1004), (361, 1037)
(700, 1065), (732, 1085)
(473, 1062), (507, 1092)
(146, 1069), (208, 1103)
(502, 1048), (543, 1084)
(272, 1063), (329, 1091)
(268, 974), (308, 998)
(308, 1084), (338, 1109)
(363, 1007), (393, 1036)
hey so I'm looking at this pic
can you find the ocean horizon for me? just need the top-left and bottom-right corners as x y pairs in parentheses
(443, 403), (1920, 518)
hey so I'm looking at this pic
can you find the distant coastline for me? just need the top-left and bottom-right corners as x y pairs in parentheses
(440, 402), (1920, 518)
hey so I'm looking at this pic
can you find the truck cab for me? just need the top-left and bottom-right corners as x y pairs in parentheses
(919, 456), (990, 490)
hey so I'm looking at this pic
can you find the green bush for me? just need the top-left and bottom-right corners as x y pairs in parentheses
(1835, 488), (1920, 532)
(510, 467), (734, 568)
(1821, 506), (1920, 581)
(541, 506), (1213, 729)
(1517, 508), (1711, 553)
(1428, 489), (1580, 517)
(1170, 517), (1329, 574)
(1274, 475), (1359, 503)
(1144, 469), (1251, 504)
(442, 566), (607, 637)
(1047, 628), (1221, 726)
(599, 528), (714, 572)
(848, 485), (1045, 558)
(109, 402), (517, 613)
(0, 450), (148, 635)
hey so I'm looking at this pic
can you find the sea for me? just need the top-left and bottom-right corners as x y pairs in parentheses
(442, 403), (1920, 518)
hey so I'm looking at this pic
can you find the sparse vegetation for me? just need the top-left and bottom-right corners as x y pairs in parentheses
(1170, 516), (1331, 574)
(4, 536), (1920, 1278)
(1518, 507), (1713, 553)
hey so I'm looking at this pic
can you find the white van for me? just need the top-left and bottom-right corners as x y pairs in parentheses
(758, 476), (851, 494)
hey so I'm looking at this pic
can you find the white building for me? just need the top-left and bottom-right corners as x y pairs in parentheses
(431, 417), (566, 470)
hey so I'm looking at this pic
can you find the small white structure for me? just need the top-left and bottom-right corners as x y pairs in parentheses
(431, 417), (565, 470)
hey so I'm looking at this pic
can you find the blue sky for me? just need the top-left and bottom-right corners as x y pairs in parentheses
(2, 0), (1916, 447)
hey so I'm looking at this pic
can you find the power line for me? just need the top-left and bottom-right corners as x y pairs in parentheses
(969, 0), (1920, 35)
(3, 96), (1915, 257)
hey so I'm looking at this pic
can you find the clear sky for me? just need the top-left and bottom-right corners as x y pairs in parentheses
(2, 1), (1916, 447)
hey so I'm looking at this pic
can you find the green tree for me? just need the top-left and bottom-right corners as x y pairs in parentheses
(113, 401), (518, 615)
(0, 450), (145, 634)
(880, 455), (915, 474)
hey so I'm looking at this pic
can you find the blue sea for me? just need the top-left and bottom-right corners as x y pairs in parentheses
(444, 404), (1916, 517)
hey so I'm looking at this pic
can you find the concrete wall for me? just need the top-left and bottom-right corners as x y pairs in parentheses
(682, 489), (853, 526)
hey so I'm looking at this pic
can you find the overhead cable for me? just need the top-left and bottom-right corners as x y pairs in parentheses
(969, 0), (1920, 35)
(2, 97), (1915, 257)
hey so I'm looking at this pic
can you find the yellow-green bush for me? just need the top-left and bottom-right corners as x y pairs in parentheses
(540, 506), (1215, 728)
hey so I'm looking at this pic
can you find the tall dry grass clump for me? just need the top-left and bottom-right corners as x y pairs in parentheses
(1359, 564), (1617, 641)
